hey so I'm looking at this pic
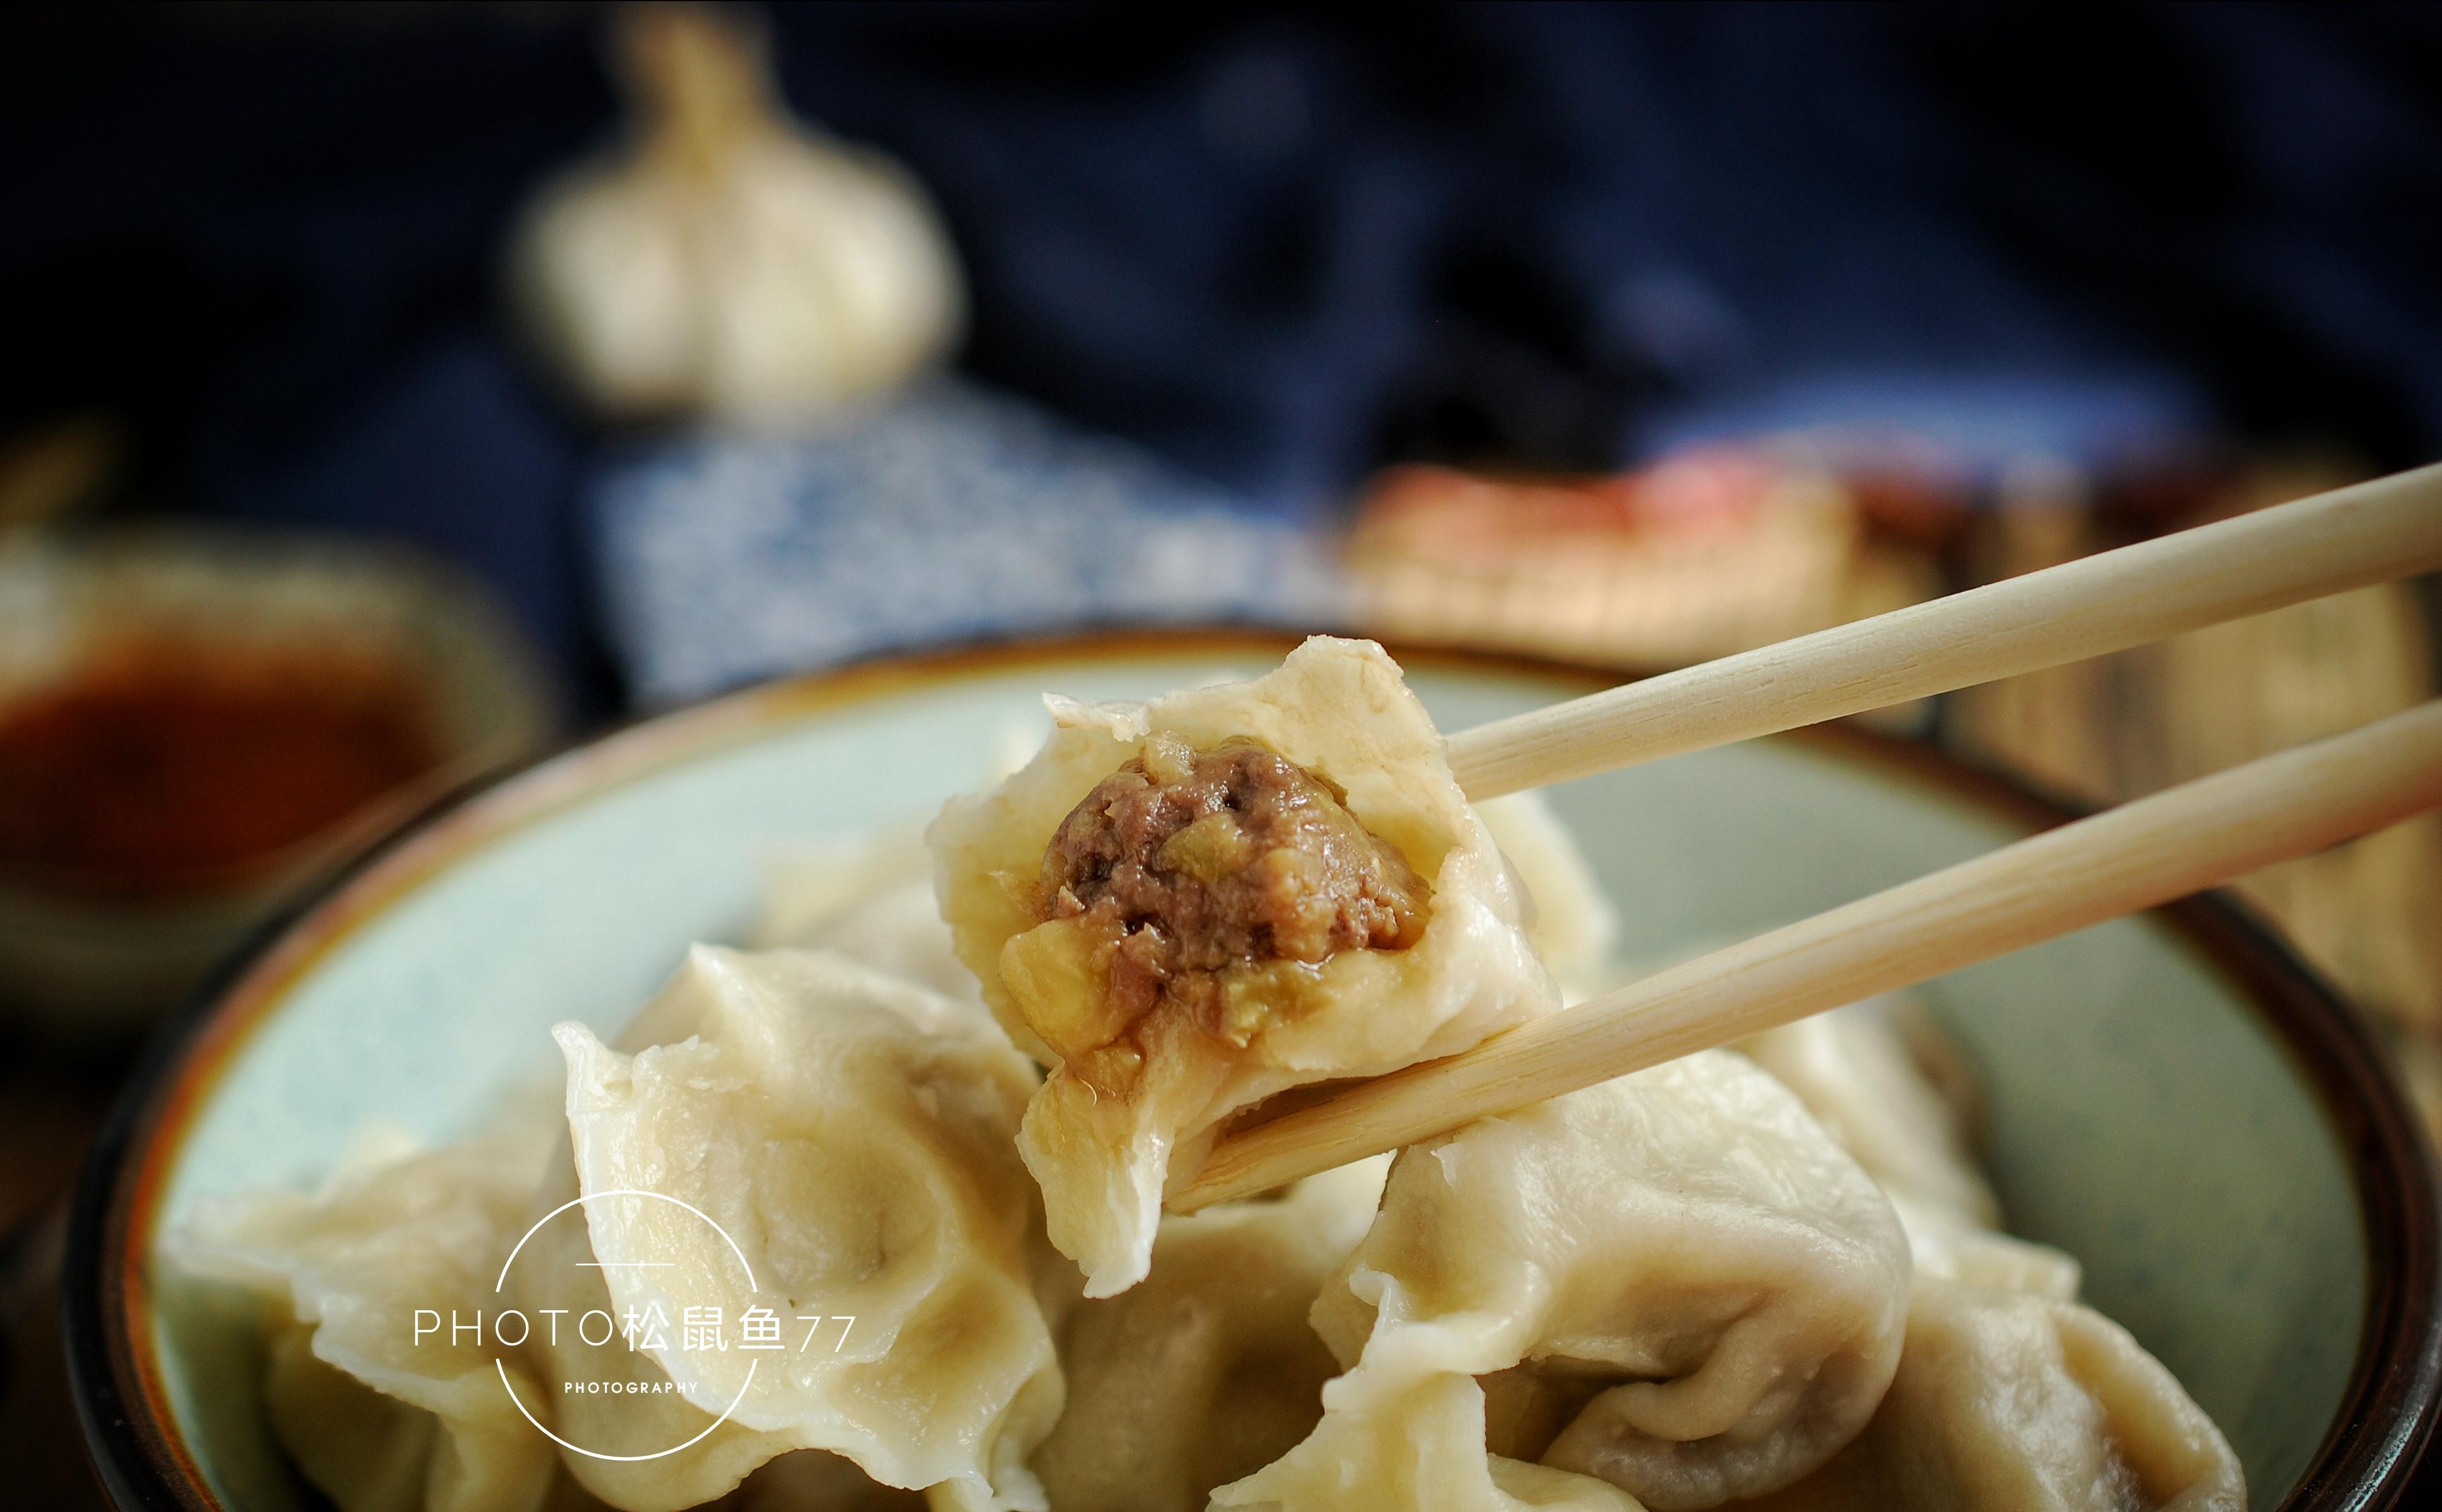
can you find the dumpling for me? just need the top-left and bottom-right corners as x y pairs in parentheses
(1217, 1052), (1911, 1512)
(1739, 994), (2084, 1296)
(1473, 791), (1619, 1002)
(753, 719), (1045, 1014)
(1032, 1156), (1391, 1512)
(517, 946), (1061, 1512)
(929, 635), (1558, 1294)
(1738, 1279), (2245, 1511)
(1216, 1366), (1649, 1512)
(1738, 992), (2001, 1226)
(1734, 996), (2231, 1508)
(511, 1154), (782, 1512)
(1727, 1013), (2236, 1512)
(727, 1450), (929, 1511)
(1889, 1190), (2082, 1302)
(167, 1125), (562, 1512)
(754, 826), (990, 1013)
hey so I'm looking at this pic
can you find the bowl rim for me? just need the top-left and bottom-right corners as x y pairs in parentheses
(61, 627), (2442, 1511)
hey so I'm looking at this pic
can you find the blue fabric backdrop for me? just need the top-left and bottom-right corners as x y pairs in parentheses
(4, 3), (2435, 709)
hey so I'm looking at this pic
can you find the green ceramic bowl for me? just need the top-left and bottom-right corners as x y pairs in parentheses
(65, 634), (2441, 1509)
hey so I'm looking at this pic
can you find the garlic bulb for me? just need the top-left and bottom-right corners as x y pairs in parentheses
(511, 5), (964, 426)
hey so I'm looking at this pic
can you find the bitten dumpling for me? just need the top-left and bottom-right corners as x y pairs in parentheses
(518, 946), (1061, 1512)
(929, 636), (1558, 1294)
(167, 1126), (562, 1512)
(1032, 1156), (1391, 1512)
(1739, 1279), (2245, 1512)
(1215, 1052), (1911, 1512)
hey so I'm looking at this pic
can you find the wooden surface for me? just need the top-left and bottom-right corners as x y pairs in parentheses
(1446, 460), (2442, 799)
(1177, 700), (2442, 1209)
(1948, 468), (2442, 1137)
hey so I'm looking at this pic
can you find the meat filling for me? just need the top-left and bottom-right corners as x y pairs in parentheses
(1033, 733), (1432, 1049)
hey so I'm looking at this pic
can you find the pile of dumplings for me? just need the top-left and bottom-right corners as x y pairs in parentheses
(172, 637), (2247, 1512)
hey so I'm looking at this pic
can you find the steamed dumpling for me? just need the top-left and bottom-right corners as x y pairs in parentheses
(168, 1126), (561, 1512)
(1739, 992), (2086, 1296)
(754, 826), (990, 1013)
(728, 1450), (929, 1511)
(512, 1153), (778, 1512)
(518, 946), (1061, 1511)
(930, 636), (1558, 1294)
(1032, 1156), (1391, 1512)
(752, 721), (1044, 1011)
(1737, 992), (2000, 1226)
(1733, 1003), (2235, 1511)
(1739, 1279), (2245, 1511)
(1215, 1368), (1648, 1512)
(1890, 1190), (2083, 1302)
(1217, 1052), (1911, 1512)
(1473, 791), (1619, 1003)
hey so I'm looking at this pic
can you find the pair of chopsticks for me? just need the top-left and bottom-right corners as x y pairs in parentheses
(1170, 461), (2442, 1211)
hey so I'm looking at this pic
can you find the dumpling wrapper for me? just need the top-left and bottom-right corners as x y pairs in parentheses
(752, 719), (1043, 1011)
(1889, 1190), (2083, 1302)
(521, 946), (1061, 1512)
(168, 1125), (562, 1512)
(930, 635), (1558, 1294)
(1737, 992), (2001, 1226)
(1216, 1052), (1910, 1512)
(753, 825), (991, 1013)
(1739, 992), (2089, 1297)
(1739, 1278), (2245, 1511)
(728, 1449), (930, 1510)
(1734, 1007), (2236, 1512)
(1473, 791), (1619, 1003)
(1032, 1156), (1391, 1512)
(1210, 1370), (1650, 1512)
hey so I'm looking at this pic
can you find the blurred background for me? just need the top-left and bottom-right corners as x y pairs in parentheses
(2, 3), (2439, 1494)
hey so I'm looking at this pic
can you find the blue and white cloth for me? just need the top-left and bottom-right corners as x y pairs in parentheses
(591, 381), (1350, 704)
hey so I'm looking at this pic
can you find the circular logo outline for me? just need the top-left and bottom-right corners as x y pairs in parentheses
(492, 1187), (760, 1463)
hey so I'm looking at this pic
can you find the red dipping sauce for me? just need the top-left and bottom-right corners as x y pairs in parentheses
(0, 644), (445, 897)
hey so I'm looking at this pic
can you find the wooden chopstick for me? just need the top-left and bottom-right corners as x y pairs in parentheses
(1170, 698), (2442, 1211)
(1445, 460), (2442, 800)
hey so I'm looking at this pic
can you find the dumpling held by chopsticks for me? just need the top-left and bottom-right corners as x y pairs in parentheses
(928, 636), (1559, 1295)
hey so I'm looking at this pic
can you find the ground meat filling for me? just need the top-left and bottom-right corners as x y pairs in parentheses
(1037, 733), (1432, 1042)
